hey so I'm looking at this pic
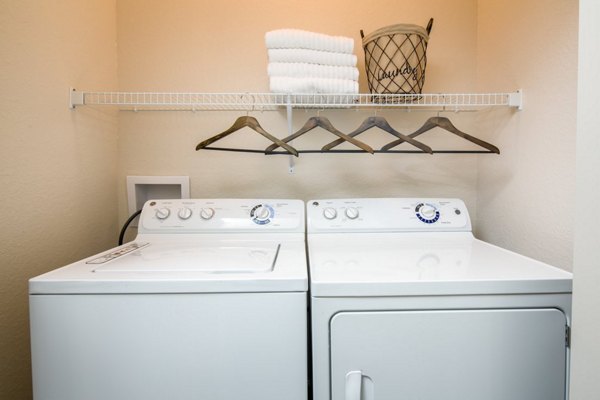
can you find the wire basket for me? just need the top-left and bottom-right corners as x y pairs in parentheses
(361, 19), (433, 101)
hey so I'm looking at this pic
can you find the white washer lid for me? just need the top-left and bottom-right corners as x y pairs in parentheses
(29, 235), (307, 294)
(308, 232), (572, 297)
(91, 242), (279, 273)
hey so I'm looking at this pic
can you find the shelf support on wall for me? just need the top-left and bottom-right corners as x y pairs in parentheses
(286, 94), (295, 174)
(69, 87), (84, 109)
(508, 89), (524, 111)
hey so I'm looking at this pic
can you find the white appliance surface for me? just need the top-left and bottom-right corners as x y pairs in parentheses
(307, 198), (573, 400)
(307, 198), (571, 296)
(29, 199), (308, 400)
(30, 199), (307, 294)
(309, 232), (572, 296)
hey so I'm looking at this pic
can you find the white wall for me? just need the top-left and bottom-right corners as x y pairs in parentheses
(0, 1), (119, 398)
(475, 0), (578, 270)
(570, 0), (600, 397)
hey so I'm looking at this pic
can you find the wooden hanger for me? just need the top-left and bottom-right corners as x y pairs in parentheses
(196, 116), (299, 156)
(321, 116), (433, 153)
(381, 116), (500, 153)
(265, 116), (374, 154)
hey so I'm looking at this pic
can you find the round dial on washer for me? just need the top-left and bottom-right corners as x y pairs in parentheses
(251, 204), (274, 225)
(323, 207), (338, 220)
(178, 207), (193, 220)
(254, 206), (270, 220)
(155, 207), (171, 220)
(415, 202), (440, 224)
(345, 207), (359, 220)
(200, 207), (215, 220)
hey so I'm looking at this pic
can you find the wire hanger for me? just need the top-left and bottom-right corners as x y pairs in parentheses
(380, 115), (500, 153)
(265, 114), (374, 154)
(321, 115), (433, 154)
(196, 115), (299, 156)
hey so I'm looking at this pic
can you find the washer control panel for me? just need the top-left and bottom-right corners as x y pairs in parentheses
(307, 198), (471, 233)
(139, 199), (304, 233)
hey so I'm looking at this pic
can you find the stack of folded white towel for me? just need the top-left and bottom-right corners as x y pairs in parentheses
(265, 29), (359, 94)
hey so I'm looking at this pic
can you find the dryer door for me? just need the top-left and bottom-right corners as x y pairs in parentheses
(330, 308), (567, 400)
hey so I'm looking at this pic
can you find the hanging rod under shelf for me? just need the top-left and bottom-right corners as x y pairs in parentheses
(69, 89), (523, 111)
(201, 147), (497, 155)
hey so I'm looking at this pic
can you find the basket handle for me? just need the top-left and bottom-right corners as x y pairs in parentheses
(361, 19), (432, 38)
(426, 18), (434, 35)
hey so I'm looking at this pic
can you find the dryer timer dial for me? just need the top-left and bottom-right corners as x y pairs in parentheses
(415, 203), (440, 224)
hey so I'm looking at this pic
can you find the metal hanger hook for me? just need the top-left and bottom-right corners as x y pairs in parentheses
(240, 93), (256, 116)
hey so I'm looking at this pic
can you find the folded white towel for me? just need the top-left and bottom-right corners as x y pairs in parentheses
(265, 29), (354, 53)
(270, 76), (358, 94)
(267, 48), (357, 67)
(268, 62), (359, 81)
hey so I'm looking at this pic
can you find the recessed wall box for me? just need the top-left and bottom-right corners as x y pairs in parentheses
(126, 176), (190, 225)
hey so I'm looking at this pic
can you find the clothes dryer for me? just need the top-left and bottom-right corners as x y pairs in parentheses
(307, 198), (572, 400)
(30, 199), (308, 400)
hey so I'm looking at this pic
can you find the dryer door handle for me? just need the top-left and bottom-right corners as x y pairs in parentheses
(345, 371), (363, 400)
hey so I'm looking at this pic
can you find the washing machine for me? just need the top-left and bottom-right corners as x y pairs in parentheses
(29, 199), (308, 400)
(307, 198), (572, 400)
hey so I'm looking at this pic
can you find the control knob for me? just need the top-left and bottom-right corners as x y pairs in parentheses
(345, 207), (359, 220)
(416, 202), (440, 224)
(420, 204), (437, 219)
(253, 206), (271, 221)
(200, 208), (215, 220)
(178, 207), (193, 220)
(323, 207), (338, 220)
(155, 207), (171, 220)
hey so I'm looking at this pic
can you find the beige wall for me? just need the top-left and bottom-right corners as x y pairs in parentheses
(116, 0), (482, 227)
(571, 0), (600, 398)
(475, 0), (578, 270)
(0, 0), (583, 398)
(0, 1), (119, 399)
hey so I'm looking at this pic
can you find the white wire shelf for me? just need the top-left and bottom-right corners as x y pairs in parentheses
(69, 89), (523, 111)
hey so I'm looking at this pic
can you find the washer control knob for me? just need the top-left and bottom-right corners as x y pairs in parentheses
(323, 207), (338, 220)
(200, 208), (215, 220)
(155, 207), (171, 220)
(345, 207), (359, 220)
(420, 204), (437, 219)
(251, 204), (274, 225)
(178, 207), (193, 220)
(254, 206), (271, 221)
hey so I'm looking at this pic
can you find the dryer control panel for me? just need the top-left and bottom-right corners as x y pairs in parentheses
(307, 198), (471, 233)
(139, 199), (305, 233)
